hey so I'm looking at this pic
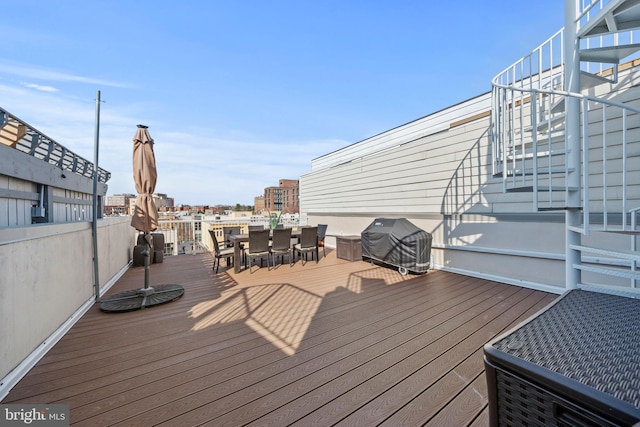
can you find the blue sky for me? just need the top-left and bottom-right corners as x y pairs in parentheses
(0, 1), (563, 205)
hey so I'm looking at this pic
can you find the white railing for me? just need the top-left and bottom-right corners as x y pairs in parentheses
(490, 0), (640, 293)
(491, 29), (565, 186)
(491, 20), (640, 230)
(157, 216), (306, 256)
(0, 107), (111, 183)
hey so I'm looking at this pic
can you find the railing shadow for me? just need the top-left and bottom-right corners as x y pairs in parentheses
(188, 259), (412, 357)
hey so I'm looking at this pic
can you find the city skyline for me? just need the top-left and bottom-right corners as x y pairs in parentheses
(106, 177), (299, 213)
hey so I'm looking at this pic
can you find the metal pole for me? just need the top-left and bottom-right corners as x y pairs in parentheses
(144, 232), (151, 289)
(564, 0), (581, 290)
(92, 90), (101, 302)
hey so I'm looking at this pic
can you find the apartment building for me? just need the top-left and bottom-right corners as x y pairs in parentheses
(264, 179), (299, 214)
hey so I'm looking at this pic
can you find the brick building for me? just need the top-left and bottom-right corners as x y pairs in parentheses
(264, 179), (299, 214)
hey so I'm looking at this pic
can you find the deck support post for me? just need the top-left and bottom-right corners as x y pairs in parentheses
(564, 0), (581, 290)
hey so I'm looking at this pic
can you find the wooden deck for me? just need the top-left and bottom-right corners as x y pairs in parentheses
(2, 249), (557, 426)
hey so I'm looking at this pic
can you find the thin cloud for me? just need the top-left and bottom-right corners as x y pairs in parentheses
(22, 82), (59, 93)
(0, 60), (130, 88)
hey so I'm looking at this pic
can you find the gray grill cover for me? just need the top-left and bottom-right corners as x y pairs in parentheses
(361, 218), (432, 273)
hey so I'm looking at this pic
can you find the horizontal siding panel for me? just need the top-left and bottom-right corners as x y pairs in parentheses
(302, 158), (489, 193)
(585, 185), (640, 199)
(302, 136), (490, 188)
(303, 172), (477, 201)
(309, 121), (487, 165)
(311, 94), (491, 172)
(587, 140), (640, 161)
(302, 68), (640, 218)
(585, 119), (640, 140)
(336, 162), (490, 189)
(307, 129), (489, 184)
(586, 162), (640, 181)
(303, 186), (537, 214)
(336, 135), (488, 177)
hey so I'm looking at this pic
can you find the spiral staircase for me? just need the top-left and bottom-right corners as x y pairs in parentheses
(491, 0), (640, 295)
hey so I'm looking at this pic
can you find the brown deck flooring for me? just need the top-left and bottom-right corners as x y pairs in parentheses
(2, 249), (557, 426)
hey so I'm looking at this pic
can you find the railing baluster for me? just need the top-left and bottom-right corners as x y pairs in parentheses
(622, 110), (628, 230)
(582, 97), (590, 233)
(631, 207), (640, 288)
(531, 90), (538, 210)
(602, 103), (608, 230)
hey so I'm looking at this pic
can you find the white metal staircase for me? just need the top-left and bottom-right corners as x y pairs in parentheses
(491, 0), (640, 295)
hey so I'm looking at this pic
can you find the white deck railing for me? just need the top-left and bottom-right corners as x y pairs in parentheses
(0, 106), (110, 183)
(490, 17), (640, 232)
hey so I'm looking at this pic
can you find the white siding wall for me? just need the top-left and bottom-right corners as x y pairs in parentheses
(302, 98), (536, 216)
(0, 143), (107, 228)
(0, 176), (35, 227)
(301, 65), (640, 292)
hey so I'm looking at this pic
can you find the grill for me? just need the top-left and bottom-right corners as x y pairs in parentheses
(360, 218), (432, 275)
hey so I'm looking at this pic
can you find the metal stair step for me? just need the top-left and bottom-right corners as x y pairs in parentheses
(577, 283), (640, 299)
(567, 225), (587, 234)
(573, 263), (640, 280)
(585, 226), (640, 235)
(505, 147), (568, 159)
(570, 244), (640, 261)
(578, 0), (640, 38)
(551, 98), (565, 114)
(513, 127), (565, 140)
(580, 43), (640, 63)
(506, 185), (579, 193)
(580, 70), (613, 89)
(537, 206), (570, 211)
(525, 113), (565, 132)
(496, 167), (570, 177)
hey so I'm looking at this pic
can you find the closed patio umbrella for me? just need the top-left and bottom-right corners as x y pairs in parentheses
(131, 125), (158, 233)
(99, 125), (183, 312)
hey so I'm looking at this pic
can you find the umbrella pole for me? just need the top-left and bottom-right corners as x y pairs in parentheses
(139, 232), (155, 306)
(92, 90), (101, 302)
(144, 238), (150, 290)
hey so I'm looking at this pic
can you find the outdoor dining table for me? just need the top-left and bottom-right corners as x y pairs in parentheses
(228, 229), (312, 273)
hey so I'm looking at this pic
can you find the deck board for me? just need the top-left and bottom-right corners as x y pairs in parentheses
(2, 249), (557, 426)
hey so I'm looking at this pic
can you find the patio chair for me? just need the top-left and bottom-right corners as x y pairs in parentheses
(223, 226), (241, 247)
(270, 227), (293, 267)
(295, 226), (318, 265)
(208, 230), (234, 274)
(248, 225), (264, 231)
(246, 229), (271, 273)
(317, 224), (328, 258)
(223, 226), (244, 263)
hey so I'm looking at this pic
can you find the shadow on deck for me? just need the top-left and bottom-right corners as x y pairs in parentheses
(2, 249), (556, 426)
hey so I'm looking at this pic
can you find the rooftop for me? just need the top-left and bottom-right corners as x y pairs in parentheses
(2, 249), (555, 426)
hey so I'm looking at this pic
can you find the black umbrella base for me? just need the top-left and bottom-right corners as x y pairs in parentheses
(99, 284), (184, 313)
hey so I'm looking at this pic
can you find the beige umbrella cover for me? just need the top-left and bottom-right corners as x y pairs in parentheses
(130, 125), (158, 232)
